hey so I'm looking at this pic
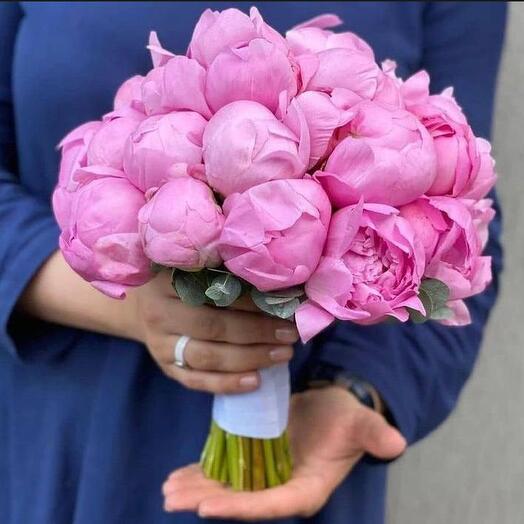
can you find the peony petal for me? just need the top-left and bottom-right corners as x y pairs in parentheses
(147, 31), (175, 67)
(295, 300), (335, 343)
(290, 13), (343, 31)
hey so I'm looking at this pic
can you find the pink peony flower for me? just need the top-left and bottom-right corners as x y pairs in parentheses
(286, 14), (374, 58)
(205, 38), (298, 114)
(57, 176), (151, 298)
(53, 121), (102, 230)
(459, 137), (497, 200)
(219, 179), (331, 292)
(138, 177), (224, 270)
(402, 80), (497, 199)
(114, 75), (146, 113)
(203, 101), (308, 196)
(468, 197), (495, 250)
(87, 110), (144, 171)
(188, 7), (287, 68)
(295, 47), (380, 106)
(56, 121), (102, 189)
(372, 60), (404, 109)
(123, 111), (207, 192)
(141, 57), (212, 119)
(291, 91), (354, 169)
(400, 196), (493, 324)
(315, 101), (437, 207)
(296, 202), (426, 342)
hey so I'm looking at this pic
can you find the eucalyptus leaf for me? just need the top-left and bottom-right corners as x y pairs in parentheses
(409, 279), (451, 323)
(268, 287), (305, 300)
(408, 307), (428, 324)
(430, 305), (454, 321)
(173, 270), (208, 307)
(420, 278), (450, 315)
(205, 273), (242, 307)
(251, 288), (300, 320)
(264, 295), (297, 305)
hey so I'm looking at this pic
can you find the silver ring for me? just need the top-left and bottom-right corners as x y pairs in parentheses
(174, 335), (191, 369)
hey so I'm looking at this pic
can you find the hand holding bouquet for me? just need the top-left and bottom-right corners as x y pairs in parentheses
(52, 7), (496, 491)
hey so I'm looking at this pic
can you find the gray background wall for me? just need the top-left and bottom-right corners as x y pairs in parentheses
(387, 4), (524, 523)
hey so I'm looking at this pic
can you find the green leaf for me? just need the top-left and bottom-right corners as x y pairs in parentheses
(264, 295), (296, 305)
(205, 273), (242, 307)
(172, 270), (208, 307)
(431, 305), (454, 321)
(251, 288), (301, 320)
(409, 278), (451, 323)
(407, 307), (428, 324)
(420, 279), (450, 313)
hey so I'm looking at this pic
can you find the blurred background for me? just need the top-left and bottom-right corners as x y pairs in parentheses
(387, 4), (524, 523)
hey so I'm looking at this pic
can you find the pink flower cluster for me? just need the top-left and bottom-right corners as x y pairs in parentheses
(53, 8), (496, 341)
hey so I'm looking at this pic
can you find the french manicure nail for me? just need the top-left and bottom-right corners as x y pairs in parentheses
(275, 327), (299, 343)
(270, 346), (293, 362)
(239, 375), (258, 388)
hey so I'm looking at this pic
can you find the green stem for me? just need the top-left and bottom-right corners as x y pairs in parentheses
(211, 423), (226, 481)
(219, 454), (228, 484)
(240, 437), (252, 491)
(200, 430), (213, 466)
(201, 423), (293, 491)
(251, 438), (266, 491)
(263, 438), (280, 488)
(203, 422), (217, 478)
(226, 431), (241, 490)
(272, 434), (292, 483)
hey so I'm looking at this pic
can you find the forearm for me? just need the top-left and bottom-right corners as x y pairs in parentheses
(17, 250), (141, 342)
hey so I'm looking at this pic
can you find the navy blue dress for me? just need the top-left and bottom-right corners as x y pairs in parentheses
(0, 2), (506, 523)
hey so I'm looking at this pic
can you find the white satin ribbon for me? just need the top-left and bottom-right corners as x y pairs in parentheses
(212, 363), (290, 439)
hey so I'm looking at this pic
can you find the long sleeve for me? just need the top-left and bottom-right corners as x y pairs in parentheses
(0, 3), (61, 358)
(307, 2), (507, 445)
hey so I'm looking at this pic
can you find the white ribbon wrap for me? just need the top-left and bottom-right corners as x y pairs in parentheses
(212, 363), (290, 439)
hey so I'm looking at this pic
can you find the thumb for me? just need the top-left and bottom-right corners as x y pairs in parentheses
(352, 408), (407, 460)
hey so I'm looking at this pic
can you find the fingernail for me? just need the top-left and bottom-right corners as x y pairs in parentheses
(239, 375), (258, 388)
(270, 346), (293, 362)
(275, 327), (299, 343)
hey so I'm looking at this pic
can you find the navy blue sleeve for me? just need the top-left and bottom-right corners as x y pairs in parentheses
(0, 3), (61, 358)
(307, 2), (507, 445)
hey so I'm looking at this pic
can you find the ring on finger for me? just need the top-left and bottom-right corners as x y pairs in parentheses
(173, 335), (191, 369)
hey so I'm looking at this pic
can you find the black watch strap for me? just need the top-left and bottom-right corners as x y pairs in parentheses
(306, 362), (380, 412)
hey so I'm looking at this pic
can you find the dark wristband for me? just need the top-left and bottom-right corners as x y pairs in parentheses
(306, 362), (381, 412)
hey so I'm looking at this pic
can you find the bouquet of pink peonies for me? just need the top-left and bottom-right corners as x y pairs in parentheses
(52, 7), (496, 491)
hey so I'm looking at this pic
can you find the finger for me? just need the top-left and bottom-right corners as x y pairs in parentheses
(180, 306), (299, 345)
(181, 339), (294, 373)
(163, 465), (220, 498)
(197, 478), (322, 520)
(166, 463), (203, 483)
(166, 365), (260, 394)
(163, 465), (228, 513)
(228, 294), (260, 312)
(151, 269), (178, 298)
(351, 408), (407, 460)
(165, 485), (224, 513)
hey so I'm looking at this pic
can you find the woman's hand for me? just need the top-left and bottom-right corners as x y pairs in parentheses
(19, 252), (297, 395)
(128, 270), (298, 394)
(162, 386), (406, 520)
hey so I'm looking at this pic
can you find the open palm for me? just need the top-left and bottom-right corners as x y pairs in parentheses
(163, 387), (406, 520)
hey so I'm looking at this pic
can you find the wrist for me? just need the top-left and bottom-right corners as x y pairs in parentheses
(119, 289), (145, 343)
(306, 362), (385, 414)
